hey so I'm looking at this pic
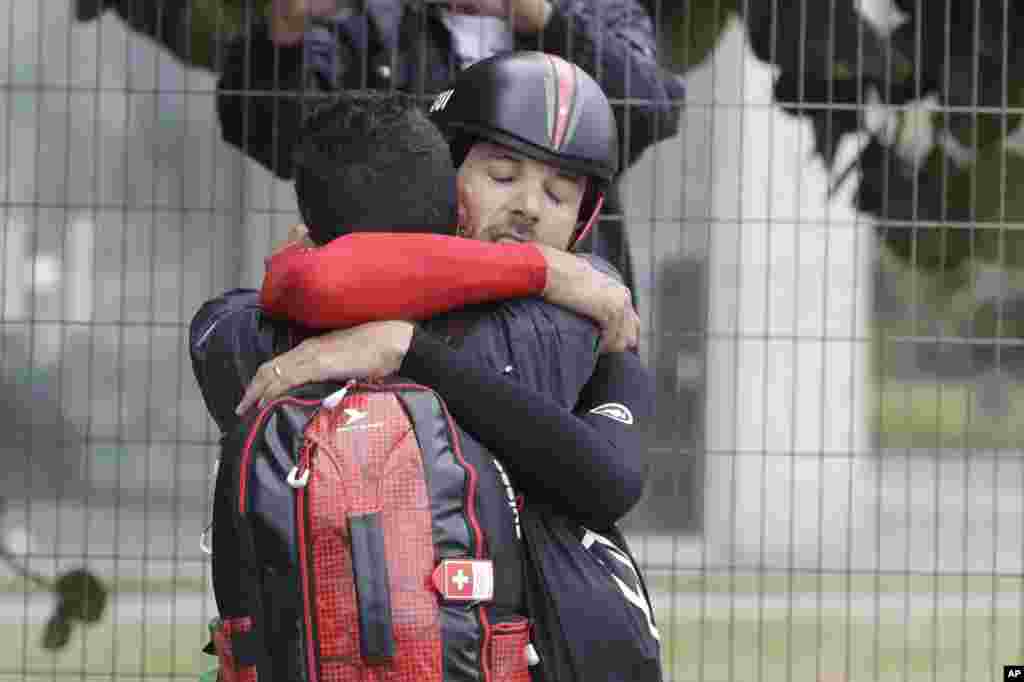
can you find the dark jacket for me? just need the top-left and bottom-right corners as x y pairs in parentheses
(215, 0), (686, 291)
(188, 287), (651, 528)
(189, 253), (659, 679)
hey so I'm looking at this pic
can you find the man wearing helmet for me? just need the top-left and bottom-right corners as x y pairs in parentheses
(194, 53), (661, 681)
(242, 51), (663, 682)
(260, 52), (624, 328)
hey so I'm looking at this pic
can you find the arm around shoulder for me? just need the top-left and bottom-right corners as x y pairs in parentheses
(259, 234), (548, 328)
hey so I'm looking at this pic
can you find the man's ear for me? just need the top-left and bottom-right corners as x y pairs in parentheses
(456, 180), (474, 237)
(456, 202), (467, 235)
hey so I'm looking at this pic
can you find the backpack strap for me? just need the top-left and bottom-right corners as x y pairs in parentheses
(348, 511), (396, 662)
(210, 421), (271, 677)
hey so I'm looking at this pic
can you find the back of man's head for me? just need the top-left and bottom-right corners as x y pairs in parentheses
(293, 91), (457, 245)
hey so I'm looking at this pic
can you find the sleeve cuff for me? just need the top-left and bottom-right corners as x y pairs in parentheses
(523, 243), (549, 296)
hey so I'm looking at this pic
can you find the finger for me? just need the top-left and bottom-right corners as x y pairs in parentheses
(610, 324), (628, 353)
(260, 374), (291, 403)
(609, 302), (627, 352)
(236, 364), (274, 415)
(598, 318), (616, 354)
(255, 363), (303, 407)
(615, 310), (634, 353)
(626, 321), (639, 350)
(288, 338), (325, 378)
(600, 319), (623, 354)
(626, 309), (641, 349)
(265, 345), (325, 398)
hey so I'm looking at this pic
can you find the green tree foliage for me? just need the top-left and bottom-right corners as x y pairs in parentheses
(660, 1), (1024, 274)
(75, 0), (272, 72)
(84, 1), (1024, 275)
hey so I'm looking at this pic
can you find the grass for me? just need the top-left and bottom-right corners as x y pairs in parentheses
(1, 601), (1020, 682)
(873, 380), (1024, 450)
(0, 621), (211, 680)
(657, 603), (1024, 682)
(646, 571), (1024, 596)
(2, 573), (1021, 682)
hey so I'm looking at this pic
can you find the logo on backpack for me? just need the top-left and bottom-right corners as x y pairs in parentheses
(339, 407), (382, 432)
(343, 408), (368, 425)
(431, 559), (495, 602)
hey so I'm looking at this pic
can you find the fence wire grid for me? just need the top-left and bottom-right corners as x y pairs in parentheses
(1, 1), (1023, 681)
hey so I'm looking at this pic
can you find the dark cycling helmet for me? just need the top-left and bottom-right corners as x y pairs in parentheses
(429, 51), (620, 248)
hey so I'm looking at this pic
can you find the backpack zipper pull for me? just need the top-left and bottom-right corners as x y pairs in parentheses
(288, 441), (316, 489)
(287, 467), (310, 488)
(322, 379), (358, 409)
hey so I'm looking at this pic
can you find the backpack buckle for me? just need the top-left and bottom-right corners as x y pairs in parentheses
(287, 466), (311, 488)
(431, 559), (494, 603)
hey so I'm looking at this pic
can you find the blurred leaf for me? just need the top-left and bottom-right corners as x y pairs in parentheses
(930, 90), (1024, 154)
(890, 0), (1024, 146)
(862, 133), (1024, 274)
(664, 0), (738, 73)
(773, 73), (862, 169)
(949, 141), (1024, 268)
(54, 568), (108, 624)
(971, 295), (1024, 340)
(743, 0), (909, 85)
(75, 0), (273, 72)
(855, 140), (974, 272)
(41, 612), (73, 651)
(38, 568), (108, 651)
(739, 0), (913, 170)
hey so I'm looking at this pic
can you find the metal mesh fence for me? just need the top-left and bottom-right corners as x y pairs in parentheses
(1, 1), (1022, 680)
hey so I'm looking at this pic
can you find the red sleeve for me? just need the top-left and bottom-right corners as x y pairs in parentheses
(259, 233), (549, 329)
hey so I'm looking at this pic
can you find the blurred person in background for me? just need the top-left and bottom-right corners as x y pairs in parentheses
(216, 0), (685, 295)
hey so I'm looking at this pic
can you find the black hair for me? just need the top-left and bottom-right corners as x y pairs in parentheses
(448, 133), (477, 170)
(292, 91), (458, 245)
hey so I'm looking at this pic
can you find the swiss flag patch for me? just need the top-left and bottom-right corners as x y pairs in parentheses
(431, 559), (494, 602)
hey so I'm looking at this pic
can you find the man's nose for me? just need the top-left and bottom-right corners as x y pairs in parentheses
(509, 184), (542, 222)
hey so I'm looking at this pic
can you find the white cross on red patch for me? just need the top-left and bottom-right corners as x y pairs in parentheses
(431, 559), (494, 602)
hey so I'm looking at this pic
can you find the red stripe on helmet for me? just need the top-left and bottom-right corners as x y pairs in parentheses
(549, 56), (577, 150)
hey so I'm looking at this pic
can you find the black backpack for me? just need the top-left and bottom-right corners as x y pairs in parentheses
(520, 501), (663, 682)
